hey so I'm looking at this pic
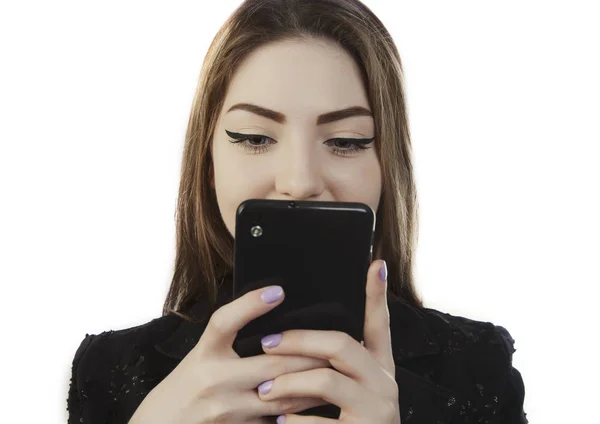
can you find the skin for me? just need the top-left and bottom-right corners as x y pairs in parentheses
(130, 39), (400, 424)
(211, 38), (382, 235)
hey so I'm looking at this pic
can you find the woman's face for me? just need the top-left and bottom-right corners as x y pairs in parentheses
(212, 38), (382, 237)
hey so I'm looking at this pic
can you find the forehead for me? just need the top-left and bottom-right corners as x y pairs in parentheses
(222, 39), (371, 121)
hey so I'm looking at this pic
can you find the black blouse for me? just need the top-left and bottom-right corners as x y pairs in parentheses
(66, 284), (528, 423)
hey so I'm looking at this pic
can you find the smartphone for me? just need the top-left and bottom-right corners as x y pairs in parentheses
(232, 199), (375, 356)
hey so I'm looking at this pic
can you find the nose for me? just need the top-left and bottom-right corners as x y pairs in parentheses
(275, 141), (325, 200)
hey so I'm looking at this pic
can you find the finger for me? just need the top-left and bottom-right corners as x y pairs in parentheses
(254, 394), (329, 419)
(257, 367), (376, 417)
(261, 329), (383, 389)
(190, 390), (326, 423)
(234, 354), (330, 389)
(226, 389), (327, 420)
(197, 285), (285, 355)
(363, 259), (395, 374)
(276, 414), (336, 424)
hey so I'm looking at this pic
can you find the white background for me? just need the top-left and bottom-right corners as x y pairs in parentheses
(1, 1), (598, 422)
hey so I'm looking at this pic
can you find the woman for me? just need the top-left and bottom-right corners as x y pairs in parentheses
(67, 0), (528, 423)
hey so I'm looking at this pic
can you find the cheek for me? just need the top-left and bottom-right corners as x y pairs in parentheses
(212, 146), (274, 233)
(328, 155), (382, 212)
(214, 154), (273, 198)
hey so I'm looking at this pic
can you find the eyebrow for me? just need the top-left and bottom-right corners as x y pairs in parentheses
(226, 103), (373, 125)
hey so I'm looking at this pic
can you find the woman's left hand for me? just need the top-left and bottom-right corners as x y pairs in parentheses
(257, 260), (401, 423)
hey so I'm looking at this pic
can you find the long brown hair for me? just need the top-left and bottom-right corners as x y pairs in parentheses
(163, 0), (422, 323)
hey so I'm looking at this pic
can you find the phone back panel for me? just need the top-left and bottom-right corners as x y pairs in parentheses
(233, 199), (375, 348)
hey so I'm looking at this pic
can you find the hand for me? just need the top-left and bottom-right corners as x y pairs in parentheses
(128, 285), (330, 424)
(256, 260), (401, 423)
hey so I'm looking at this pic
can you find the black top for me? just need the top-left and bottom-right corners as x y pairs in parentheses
(66, 282), (528, 423)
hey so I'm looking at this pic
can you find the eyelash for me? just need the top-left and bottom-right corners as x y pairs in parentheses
(225, 131), (374, 157)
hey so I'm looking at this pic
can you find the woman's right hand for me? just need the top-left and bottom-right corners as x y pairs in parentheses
(128, 285), (329, 424)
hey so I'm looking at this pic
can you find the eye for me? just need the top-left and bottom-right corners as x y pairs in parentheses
(324, 137), (375, 157)
(225, 130), (276, 154)
(224, 130), (374, 157)
(332, 139), (352, 148)
(244, 135), (270, 146)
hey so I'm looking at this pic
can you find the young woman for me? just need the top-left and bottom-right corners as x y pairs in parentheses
(67, 1), (528, 423)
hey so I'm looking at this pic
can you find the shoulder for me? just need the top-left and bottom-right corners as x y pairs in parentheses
(396, 306), (528, 423)
(387, 300), (518, 363)
(418, 306), (522, 388)
(71, 312), (182, 376)
(423, 307), (518, 359)
(72, 314), (180, 372)
(67, 314), (182, 423)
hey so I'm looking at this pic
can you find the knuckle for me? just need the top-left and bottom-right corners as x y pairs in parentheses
(194, 363), (230, 396)
(203, 398), (233, 423)
(195, 378), (219, 400)
(196, 376), (219, 398)
(207, 308), (229, 334)
(314, 368), (338, 393)
(267, 355), (322, 378)
(330, 331), (353, 356)
(313, 357), (331, 369)
(268, 397), (321, 416)
(267, 397), (299, 415)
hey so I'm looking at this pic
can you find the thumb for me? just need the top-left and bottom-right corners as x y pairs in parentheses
(363, 259), (395, 374)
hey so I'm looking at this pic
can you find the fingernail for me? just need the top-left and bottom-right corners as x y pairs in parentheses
(258, 379), (273, 394)
(261, 286), (284, 303)
(261, 333), (282, 348)
(379, 260), (388, 281)
(277, 415), (286, 424)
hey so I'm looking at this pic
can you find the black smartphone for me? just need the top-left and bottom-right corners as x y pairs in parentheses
(232, 199), (375, 356)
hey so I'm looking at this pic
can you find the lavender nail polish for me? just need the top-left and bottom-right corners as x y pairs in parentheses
(258, 380), (273, 395)
(277, 415), (286, 424)
(261, 333), (282, 348)
(261, 286), (284, 303)
(379, 260), (388, 281)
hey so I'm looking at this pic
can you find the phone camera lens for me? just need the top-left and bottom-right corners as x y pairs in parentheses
(250, 225), (263, 237)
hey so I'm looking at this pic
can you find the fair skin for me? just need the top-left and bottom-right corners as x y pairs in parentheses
(129, 39), (400, 424)
(211, 38), (381, 233)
